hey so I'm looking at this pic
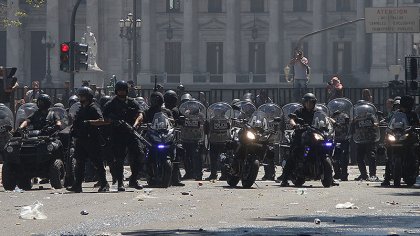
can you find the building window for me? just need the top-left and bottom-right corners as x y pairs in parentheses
(293, 0), (307, 12)
(249, 42), (266, 82)
(207, 42), (223, 83)
(0, 31), (6, 66)
(250, 0), (264, 13)
(336, 0), (351, 11)
(30, 31), (46, 83)
(333, 42), (352, 74)
(166, 0), (181, 13)
(165, 42), (181, 83)
(208, 0), (222, 13)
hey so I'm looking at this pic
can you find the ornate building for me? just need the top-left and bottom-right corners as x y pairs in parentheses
(0, 0), (418, 88)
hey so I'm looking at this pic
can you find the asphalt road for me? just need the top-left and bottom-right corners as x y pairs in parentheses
(1, 166), (420, 236)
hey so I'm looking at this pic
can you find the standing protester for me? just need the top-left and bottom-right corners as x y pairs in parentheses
(103, 81), (144, 191)
(67, 87), (109, 193)
(255, 89), (273, 108)
(0, 75), (19, 109)
(289, 50), (310, 100)
(24, 81), (43, 103)
(127, 80), (138, 98)
(362, 89), (373, 103)
(163, 90), (185, 186)
(326, 76), (344, 101)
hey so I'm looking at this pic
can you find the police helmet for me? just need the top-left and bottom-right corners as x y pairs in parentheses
(231, 99), (240, 106)
(77, 86), (94, 101)
(243, 93), (254, 102)
(400, 95), (414, 110)
(180, 93), (192, 103)
(177, 84), (185, 91)
(54, 103), (65, 109)
(115, 81), (129, 93)
(302, 93), (317, 104)
(150, 92), (164, 108)
(68, 95), (79, 108)
(37, 94), (52, 110)
(164, 90), (178, 106)
(99, 95), (112, 110)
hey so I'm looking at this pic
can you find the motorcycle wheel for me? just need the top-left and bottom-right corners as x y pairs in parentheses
(241, 159), (260, 189)
(17, 176), (33, 190)
(292, 177), (305, 187)
(63, 156), (76, 188)
(50, 159), (64, 189)
(227, 174), (240, 187)
(403, 156), (418, 187)
(321, 157), (333, 188)
(2, 162), (16, 191)
(160, 159), (173, 188)
(393, 157), (402, 187)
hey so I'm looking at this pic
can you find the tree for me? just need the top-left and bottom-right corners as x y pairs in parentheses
(0, 0), (45, 28)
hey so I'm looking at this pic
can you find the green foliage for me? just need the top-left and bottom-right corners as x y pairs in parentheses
(1, 0), (45, 28)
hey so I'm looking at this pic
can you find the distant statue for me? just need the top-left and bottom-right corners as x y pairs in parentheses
(82, 26), (101, 71)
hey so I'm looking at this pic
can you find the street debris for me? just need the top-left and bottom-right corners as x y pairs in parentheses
(314, 218), (321, 224)
(335, 202), (359, 209)
(386, 201), (399, 205)
(296, 188), (307, 195)
(13, 187), (24, 193)
(80, 210), (89, 215)
(19, 201), (47, 220)
(181, 192), (190, 196)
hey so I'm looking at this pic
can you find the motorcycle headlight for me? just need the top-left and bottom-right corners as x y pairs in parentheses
(6, 146), (13, 153)
(47, 144), (54, 152)
(388, 134), (396, 142)
(246, 131), (256, 140)
(314, 133), (324, 141)
(400, 133), (409, 140)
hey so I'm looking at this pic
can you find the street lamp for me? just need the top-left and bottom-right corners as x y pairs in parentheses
(41, 34), (55, 87)
(119, 12), (141, 82)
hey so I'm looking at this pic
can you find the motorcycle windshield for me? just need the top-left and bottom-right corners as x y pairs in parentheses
(207, 102), (233, 120)
(388, 112), (410, 130)
(257, 103), (283, 121)
(179, 100), (206, 119)
(248, 111), (269, 130)
(353, 103), (380, 143)
(327, 98), (353, 117)
(47, 107), (69, 129)
(151, 112), (172, 130)
(233, 101), (256, 120)
(315, 104), (329, 114)
(312, 111), (334, 137)
(282, 103), (303, 130)
(0, 104), (14, 131)
(135, 99), (149, 113)
(15, 103), (38, 128)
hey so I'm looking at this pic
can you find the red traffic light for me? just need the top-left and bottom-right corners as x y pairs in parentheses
(61, 43), (70, 53)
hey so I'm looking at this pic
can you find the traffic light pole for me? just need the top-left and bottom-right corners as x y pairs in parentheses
(133, 0), (138, 85)
(70, 0), (83, 91)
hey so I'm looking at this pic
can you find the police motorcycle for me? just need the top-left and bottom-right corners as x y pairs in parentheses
(179, 100), (207, 180)
(2, 104), (66, 190)
(385, 112), (419, 187)
(288, 109), (335, 187)
(327, 98), (352, 180)
(225, 106), (280, 188)
(207, 102), (233, 179)
(0, 104), (14, 163)
(142, 112), (176, 188)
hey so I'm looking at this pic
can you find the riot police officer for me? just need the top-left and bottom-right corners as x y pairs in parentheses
(103, 81), (144, 191)
(68, 95), (79, 108)
(280, 93), (317, 187)
(19, 94), (61, 131)
(164, 90), (185, 186)
(67, 87), (109, 193)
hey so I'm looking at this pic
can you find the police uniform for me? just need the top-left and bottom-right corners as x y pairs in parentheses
(27, 110), (59, 131)
(71, 102), (108, 191)
(103, 96), (144, 187)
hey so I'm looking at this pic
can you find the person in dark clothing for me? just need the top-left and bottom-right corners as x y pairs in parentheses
(382, 95), (420, 186)
(103, 81), (144, 191)
(19, 94), (61, 131)
(164, 90), (185, 186)
(280, 93), (317, 187)
(67, 87), (109, 193)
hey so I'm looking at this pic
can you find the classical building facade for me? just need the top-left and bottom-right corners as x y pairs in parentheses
(0, 0), (419, 88)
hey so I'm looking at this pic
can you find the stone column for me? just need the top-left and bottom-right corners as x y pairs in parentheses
(140, 0), (154, 84)
(6, 0), (24, 82)
(86, 0), (99, 37)
(224, 0), (240, 84)
(268, 0), (282, 84)
(355, 0), (366, 84)
(310, 0), (325, 85)
(369, 1), (391, 84)
(181, 0), (198, 84)
(46, 0), (60, 87)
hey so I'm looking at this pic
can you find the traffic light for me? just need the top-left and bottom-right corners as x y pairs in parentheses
(404, 56), (420, 96)
(74, 42), (88, 72)
(60, 42), (70, 72)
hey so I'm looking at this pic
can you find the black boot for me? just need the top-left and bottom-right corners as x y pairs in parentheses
(128, 179), (143, 190)
(98, 182), (110, 192)
(66, 185), (82, 193)
(205, 174), (218, 181)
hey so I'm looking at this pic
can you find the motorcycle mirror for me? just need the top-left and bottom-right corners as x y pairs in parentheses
(274, 117), (282, 123)
(179, 116), (185, 125)
(376, 111), (384, 117)
(288, 113), (297, 119)
(297, 118), (304, 124)
(333, 111), (341, 117)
